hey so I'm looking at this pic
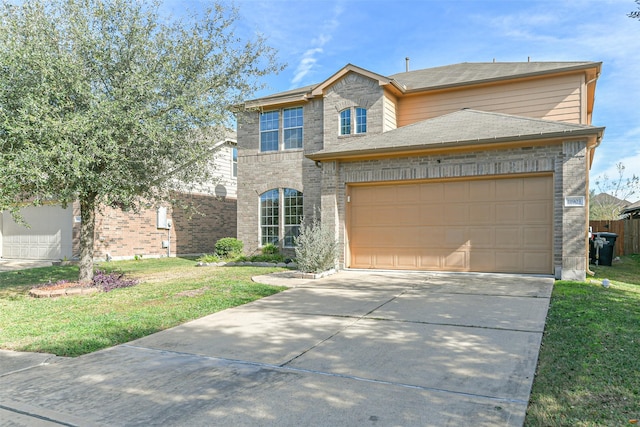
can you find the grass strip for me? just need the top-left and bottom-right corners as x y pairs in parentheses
(0, 258), (286, 357)
(526, 255), (640, 426)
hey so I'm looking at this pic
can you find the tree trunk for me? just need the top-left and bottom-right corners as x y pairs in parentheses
(78, 195), (97, 284)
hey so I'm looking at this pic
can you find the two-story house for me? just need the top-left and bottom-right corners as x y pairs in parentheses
(236, 61), (605, 281)
(0, 134), (238, 261)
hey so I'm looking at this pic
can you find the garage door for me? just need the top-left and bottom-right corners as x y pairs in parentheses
(1, 205), (73, 260)
(347, 175), (553, 274)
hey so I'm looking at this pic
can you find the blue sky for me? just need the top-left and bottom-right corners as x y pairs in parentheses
(168, 0), (640, 198)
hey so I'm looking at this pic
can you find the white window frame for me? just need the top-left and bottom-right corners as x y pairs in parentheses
(260, 107), (304, 152)
(259, 188), (303, 248)
(339, 107), (367, 136)
(260, 111), (279, 152)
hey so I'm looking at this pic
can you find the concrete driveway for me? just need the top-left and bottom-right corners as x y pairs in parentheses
(0, 259), (53, 271)
(0, 270), (553, 426)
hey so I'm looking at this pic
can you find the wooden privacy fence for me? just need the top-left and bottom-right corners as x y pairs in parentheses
(589, 219), (640, 256)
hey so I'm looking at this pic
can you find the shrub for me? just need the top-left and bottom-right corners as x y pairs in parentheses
(261, 243), (279, 256)
(92, 270), (139, 292)
(215, 237), (243, 259)
(294, 216), (338, 273)
(249, 254), (285, 263)
(196, 253), (220, 263)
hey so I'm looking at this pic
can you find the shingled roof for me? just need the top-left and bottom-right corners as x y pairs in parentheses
(307, 109), (605, 161)
(389, 61), (601, 92)
(244, 61), (601, 106)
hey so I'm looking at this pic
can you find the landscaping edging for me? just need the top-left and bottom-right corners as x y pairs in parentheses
(196, 261), (298, 269)
(30, 287), (100, 298)
(293, 269), (337, 279)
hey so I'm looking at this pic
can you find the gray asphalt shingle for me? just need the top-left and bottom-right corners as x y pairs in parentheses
(308, 109), (604, 159)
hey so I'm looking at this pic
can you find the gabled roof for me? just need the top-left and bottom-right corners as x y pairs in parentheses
(622, 200), (640, 214)
(389, 62), (601, 92)
(243, 61), (601, 108)
(310, 63), (402, 96)
(307, 109), (605, 161)
(591, 193), (629, 208)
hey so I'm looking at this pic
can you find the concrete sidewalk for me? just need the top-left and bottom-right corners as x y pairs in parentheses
(0, 259), (53, 271)
(0, 270), (553, 426)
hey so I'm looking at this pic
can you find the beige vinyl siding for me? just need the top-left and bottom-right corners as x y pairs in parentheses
(212, 143), (238, 198)
(383, 91), (398, 132)
(188, 143), (237, 198)
(397, 74), (584, 127)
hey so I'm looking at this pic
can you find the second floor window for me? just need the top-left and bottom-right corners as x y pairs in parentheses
(260, 107), (304, 152)
(339, 107), (367, 136)
(260, 111), (279, 152)
(283, 107), (303, 149)
(340, 109), (351, 135)
(355, 107), (367, 134)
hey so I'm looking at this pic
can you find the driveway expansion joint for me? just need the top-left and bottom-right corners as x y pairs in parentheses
(118, 344), (529, 406)
(0, 403), (80, 427)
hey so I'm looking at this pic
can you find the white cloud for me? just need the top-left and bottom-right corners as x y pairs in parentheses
(289, 2), (343, 88)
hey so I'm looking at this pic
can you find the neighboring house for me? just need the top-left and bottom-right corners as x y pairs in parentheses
(0, 135), (238, 261)
(236, 61), (605, 281)
(622, 201), (640, 219)
(590, 192), (630, 220)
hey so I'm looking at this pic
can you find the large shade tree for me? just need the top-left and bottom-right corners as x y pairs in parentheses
(0, 0), (281, 282)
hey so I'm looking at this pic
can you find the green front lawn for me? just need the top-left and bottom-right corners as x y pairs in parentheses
(2, 255), (640, 424)
(526, 254), (640, 426)
(0, 258), (286, 357)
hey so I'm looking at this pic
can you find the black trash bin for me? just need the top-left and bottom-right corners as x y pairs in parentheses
(590, 232), (618, 266)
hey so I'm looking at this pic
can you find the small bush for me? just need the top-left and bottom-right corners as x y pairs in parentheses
(215, 237), (243, 259)
(92, 270), (139, 292)
(261, 243), (279, 256)
(249, 254), (285, 263)
(196, 253), (220, 263)
(294, 216), (338, 273)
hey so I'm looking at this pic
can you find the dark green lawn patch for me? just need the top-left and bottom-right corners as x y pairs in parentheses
(0, 258), (286, 357)
(526, 255), (640, 426)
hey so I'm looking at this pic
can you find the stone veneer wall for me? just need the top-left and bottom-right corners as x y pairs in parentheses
(322, 141), (589, 281)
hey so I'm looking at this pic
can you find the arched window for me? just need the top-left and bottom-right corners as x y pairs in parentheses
(260, 189), (279, 246)
(260, 188), (303, 247)
(339, 107), (366, 136)
(283, 188), (303, 247)
(339, 109), (351, 135)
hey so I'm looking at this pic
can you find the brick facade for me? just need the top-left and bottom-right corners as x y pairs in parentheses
(322, 142), (588, 280)
(237, 63), (601, 280)
(91, 195), (237, 260)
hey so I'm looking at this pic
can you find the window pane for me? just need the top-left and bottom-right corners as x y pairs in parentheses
(356, 107), (367, 134)
(284, 128), (303, 149)
(260, 111), (279, 152)
(232, 147), (238, 177)
(283, 107), (303, 149)
(260, 189), (279, 245)
(283, 188), (303, 247)
(340, 109), (351, 135)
